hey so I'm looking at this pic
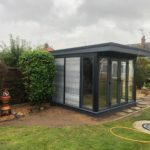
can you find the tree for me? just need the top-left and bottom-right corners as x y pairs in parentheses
(0, 34), (31, 67)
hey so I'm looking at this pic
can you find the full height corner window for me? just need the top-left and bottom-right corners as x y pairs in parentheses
(99, 58), (108, 109)
(53, 58), (64, 103)
(82, 57), (93, 110)
(120, 61), (127, 103)
(65, 57), (80, 107)
(111, 60), (118, 105)
(128, 60), (134, 101)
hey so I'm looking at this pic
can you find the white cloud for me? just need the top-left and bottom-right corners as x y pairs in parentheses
(0, 0), (150, 49)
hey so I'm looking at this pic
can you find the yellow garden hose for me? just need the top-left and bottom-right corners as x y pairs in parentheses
(109, 126), (150, 144)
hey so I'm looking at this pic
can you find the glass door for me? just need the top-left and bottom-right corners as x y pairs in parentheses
(111, 60), (119, 105)
(99, 58), (108, 109)
(120, 61), (127, 103)
(82, 57), (94, 109)
(99, 58), (134, 110)
(65, 57), (80, 107)
(128, 60), (134, 101)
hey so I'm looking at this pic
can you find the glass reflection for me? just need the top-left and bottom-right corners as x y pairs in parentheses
(120, 61), (126, 103)
(99, 58), (108, 109)
(111, 61), (118, 105)
(83, 57), (93, 109)
(65, 57), (80, 107)
(128, 60), (134, 101)
(53, 58), (64, 103)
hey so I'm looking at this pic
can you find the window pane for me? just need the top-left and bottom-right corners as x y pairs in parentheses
(128, 60), (134, 100)
(120, 61), (127, 103)
(82, 57), (93, 109)
(99, 58), (108, 109)
(111, 61), (118, 105)
(53, 58), (64, 103)
(65, 57), (80, 107)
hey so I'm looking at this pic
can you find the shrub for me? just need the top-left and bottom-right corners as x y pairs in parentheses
(145, 83), (150, 89)
(19, 50), (56, 105)
(136, 57), (150, 89)
(145, 65), (150, 89)
(0, 34), (31, 67)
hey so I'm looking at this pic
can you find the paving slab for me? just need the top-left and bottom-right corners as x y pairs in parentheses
(131, 107), (141, 111)
(115, 112), (128, 116)
(137, 104), (147, 108)
(138, 101), (149, 105)
(133, 120), (150, 135)
(123, 109), (134, 113)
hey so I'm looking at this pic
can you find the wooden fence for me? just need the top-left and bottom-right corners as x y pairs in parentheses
(3, 68), (26, 104)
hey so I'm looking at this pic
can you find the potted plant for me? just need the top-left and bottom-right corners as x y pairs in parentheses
(1, 88), (11, 103)
(0, 88), (11, 116)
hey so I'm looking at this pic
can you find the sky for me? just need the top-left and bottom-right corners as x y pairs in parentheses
(0, 0), (150, 49)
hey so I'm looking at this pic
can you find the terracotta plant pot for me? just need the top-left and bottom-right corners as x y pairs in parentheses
(1, 96), (11, 104)
(0, 96), (11, 116)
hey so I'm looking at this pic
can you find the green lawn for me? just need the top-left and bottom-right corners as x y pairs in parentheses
(0, 108), (150, 150)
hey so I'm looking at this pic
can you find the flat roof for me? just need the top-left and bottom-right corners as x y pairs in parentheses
(52, 42), (150, 57)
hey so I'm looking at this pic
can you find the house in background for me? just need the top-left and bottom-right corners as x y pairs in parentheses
(43, 43), (54, 52)
(130, 35), (150, 50)
(51, 42), (150, 115)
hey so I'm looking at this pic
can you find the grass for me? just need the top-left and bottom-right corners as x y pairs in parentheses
(0, 108), (150, 150)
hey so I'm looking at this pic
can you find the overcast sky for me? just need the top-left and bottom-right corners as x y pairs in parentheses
(0, 0), (150, 49)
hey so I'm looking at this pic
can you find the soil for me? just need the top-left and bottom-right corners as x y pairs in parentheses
(0, 103), (100, 127)
(0, 103), (124, 127)
(0, 96), (149, 127)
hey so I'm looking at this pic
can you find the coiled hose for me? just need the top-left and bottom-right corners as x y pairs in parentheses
(110, 126), (150, 144)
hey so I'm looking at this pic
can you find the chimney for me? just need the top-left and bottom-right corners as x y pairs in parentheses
(43, 43), (54, 52)
(141, 35), (146, 48)
(44, 43), (49, 49)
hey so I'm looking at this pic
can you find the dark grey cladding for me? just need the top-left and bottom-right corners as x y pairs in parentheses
(52, 42), (150, 57)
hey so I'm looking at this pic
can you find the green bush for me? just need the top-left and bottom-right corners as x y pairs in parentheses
(145, 65), (150, 89)
(0, 34), (31, 67)
(19, 50), (56, 105)
(145, 83), (150, 89)
(136, 57), (150, 89)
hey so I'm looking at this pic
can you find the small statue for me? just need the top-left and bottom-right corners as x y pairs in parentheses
(2, 88), (10, 97)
